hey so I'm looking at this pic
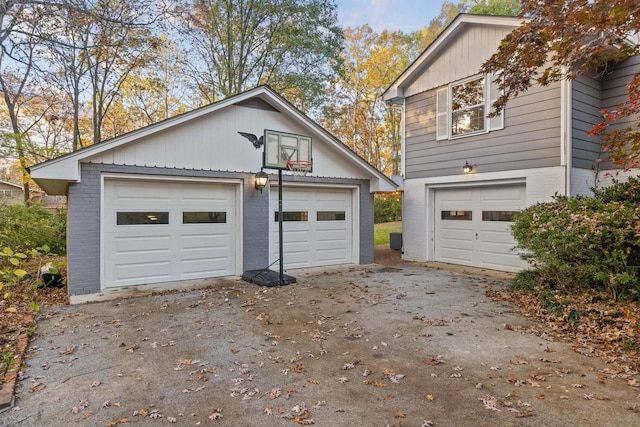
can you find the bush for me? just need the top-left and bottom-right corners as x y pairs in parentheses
(374, 193), (402, 223)
(0, 204), (66, 259)
(511, 177), (640, 301)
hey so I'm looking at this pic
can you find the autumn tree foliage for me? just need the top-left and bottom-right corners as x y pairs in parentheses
(174, 0), (343, 112)
(481, 0), (640, 169)
(320, 25), (417, 174)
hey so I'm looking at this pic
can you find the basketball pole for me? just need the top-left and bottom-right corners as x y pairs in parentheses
(278, 168), (284, 285)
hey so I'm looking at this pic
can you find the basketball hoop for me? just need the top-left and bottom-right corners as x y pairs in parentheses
(286, 160), (313, 177)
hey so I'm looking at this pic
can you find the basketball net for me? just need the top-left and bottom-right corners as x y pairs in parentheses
(286, 160), (312, 178)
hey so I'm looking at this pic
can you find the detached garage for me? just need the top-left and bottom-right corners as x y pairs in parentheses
(30, 86), (396, 299)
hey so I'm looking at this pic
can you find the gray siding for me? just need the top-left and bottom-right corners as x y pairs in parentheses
(571, 56), (640, 171)
(405, 82), (562, 179)
(358, 180), (374, 264)
(571, 73), (602, 170)
(243, 177), (270, 271)
(601, 56), (640, 153)
(67, 163), (372, 295)
(67, 165), (101, 296)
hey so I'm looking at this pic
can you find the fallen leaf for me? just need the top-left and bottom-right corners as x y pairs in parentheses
(394, 410), (406, 418)
(208, 411), (222, 420)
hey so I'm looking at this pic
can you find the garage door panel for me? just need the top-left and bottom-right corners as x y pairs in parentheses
(113, 261), (172, 283)
(113, 235), (171, 253)
(435, 185), (525, 271)
(180, 258), (230, 275)
(104, 179), (237, 288)
(113, 182), (171, 201)
(181, 232), (231, 249)
(480, 186), (522, 202)
(480, 251), (521, 268)
(479, 228), (514, 244)
(440, 227), (474, 239)
(439, 247), (474, 262)
(270, 187), (353, 269)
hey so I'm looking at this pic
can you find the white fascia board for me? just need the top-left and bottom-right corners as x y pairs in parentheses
(382, 14), (521, 102)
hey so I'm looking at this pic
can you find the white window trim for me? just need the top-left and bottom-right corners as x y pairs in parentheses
(437, 74), (504, 141)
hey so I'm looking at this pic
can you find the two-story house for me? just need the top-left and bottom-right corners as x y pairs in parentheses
(383, 14), (639, 272)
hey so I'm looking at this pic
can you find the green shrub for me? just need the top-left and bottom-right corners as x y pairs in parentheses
(511, 178), (640, 301)
(0, 204), (66, 258)
(374, 193), (402, 223)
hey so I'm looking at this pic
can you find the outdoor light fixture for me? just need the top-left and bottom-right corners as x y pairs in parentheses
(254, 170), (268, 192)
(463, 161), (473, 174)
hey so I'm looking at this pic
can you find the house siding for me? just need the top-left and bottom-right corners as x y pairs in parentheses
(404, 24), (515, 98)
(571, 73), (603, 170)
(0, 182), (24, 205)
(404, 82), (562, 179)
(601, 56), (640, 134)
(358, 180), (374, 264)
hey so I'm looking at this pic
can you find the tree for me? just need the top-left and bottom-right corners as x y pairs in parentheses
(466, 0), (520, 15)
(480, 0), (640, 169)
(0, 1), (47, 202)
(320, 26), (416, 174)
(44, 0), (162, 148)
(175, 0), (343, 111)
(105, 35), (193, 134)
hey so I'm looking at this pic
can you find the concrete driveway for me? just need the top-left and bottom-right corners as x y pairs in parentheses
(1, 264), (639, 426)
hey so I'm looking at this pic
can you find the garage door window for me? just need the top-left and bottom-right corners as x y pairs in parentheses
(275, 211), (308, 221)
(117, 212), (169, 225)
(183, 211), (227, 224)
(317, 211), (346, 221)
(441, 210), (472, 220)
(482, 211), (518, 222)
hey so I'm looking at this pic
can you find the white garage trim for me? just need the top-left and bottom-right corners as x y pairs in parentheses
(430, 182), (526, 272)
(100, 174), (243, 289)
(268, 183), (359, 269)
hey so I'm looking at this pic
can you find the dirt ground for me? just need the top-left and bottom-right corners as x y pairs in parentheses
(2, 259), (640, 427)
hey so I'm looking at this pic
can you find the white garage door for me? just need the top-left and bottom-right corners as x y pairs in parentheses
(434, 185), (525, 272)
(104, 179), (237, 288)
(269, 187), (354, 269)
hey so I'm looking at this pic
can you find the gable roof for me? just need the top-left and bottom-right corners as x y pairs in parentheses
(383, 14), (521, 102)
(0, 179), (43, 193)
(31, 86), (396, 194)
(0, 179), (23, 190)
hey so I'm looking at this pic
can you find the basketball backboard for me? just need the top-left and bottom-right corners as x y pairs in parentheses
(263, 129), (311, 170)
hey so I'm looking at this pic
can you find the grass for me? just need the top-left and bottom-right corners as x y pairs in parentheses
(374, 221), (402, 245)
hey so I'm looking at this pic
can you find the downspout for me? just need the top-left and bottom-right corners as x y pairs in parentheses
(560, 70), (572, 196)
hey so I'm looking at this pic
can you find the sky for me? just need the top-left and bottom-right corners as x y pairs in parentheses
(335, 0), (444, 33)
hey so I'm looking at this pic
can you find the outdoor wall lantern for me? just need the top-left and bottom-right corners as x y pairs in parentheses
(462, 161), (473, 174)
(254, 170), (269, 192)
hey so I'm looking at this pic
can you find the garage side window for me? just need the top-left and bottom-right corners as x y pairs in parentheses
(117, 212), (169, 225)
(441, 210), (472, 220)
(482, 211), (518, 221)
(183, 211), (227, 224)
(317, 211), (346, 221)
(274, 211), (308, 221)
